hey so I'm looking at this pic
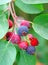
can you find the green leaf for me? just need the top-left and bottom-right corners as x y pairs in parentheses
(0, 0), (11, 5)
(32, 14), (48, 40)
(21, 0), (48, 4)
(38, 48), (48, 65)
(14, 45), (20, 64)
(0, 40), (16, 65)
(0, 14), (8, 39)
(17, 50), (36, 65)
(0, 4), (8, 15)
(36, 36), (48, 65)
(15, 0), (44, 14)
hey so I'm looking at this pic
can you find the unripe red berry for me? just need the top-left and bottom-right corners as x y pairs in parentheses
(30, 37), (39, 46)
(18, 41), (28, 50)
(28, 34), (33, 40)
(20, 20), (30, 28)
(10, 34), (21, 44)
(8, 19), (13, 29)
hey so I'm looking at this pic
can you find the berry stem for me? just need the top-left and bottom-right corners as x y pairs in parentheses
(30, 21), (33, 25)
(11, 1), (17, 19)
(9, 2), (18, 27)
(26, 35), (31, 45)
(8, 33), (14, 43)
(9, 2), (18, 34)
(23, 36), (27, 41)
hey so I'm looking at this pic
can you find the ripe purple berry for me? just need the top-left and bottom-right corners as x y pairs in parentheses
(18, 26), (29, 36)
(26, 46), (36, 55)
(20, 20), (30, 28)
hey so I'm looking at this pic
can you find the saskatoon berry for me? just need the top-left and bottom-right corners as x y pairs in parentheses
(10, 34), (21, 44)
(30, 37), (39, 46)
(6, 32), (14, 41)
(26, 46), (36, 55)
(8, 19), (13, 29)
(20, 20), (30, 28)
(6, 32), (21, 44)
(18, 26), (29, 36)
(28, 34), (33, 40)
(18, 41), (28, 50)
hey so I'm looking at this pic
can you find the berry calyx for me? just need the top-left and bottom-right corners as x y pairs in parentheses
(30, 37), (39, 46)
(8, 19), (13, 29)
(28, 34), (33, 40)
(18, 41), (28, 50)
(26, 46), (36, 55)
(18, 26), (29, 36)
(20, 20), (30, 28)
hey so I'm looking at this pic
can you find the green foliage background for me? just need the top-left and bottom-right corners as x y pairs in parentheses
(0, 0), (48, 65)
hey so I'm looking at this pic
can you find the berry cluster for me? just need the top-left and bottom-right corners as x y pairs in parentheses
(6, 19), (39, 55)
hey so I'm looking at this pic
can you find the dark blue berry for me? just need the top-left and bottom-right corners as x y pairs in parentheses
(18, 26), (28, 36)
(26, 46), (36, 55)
